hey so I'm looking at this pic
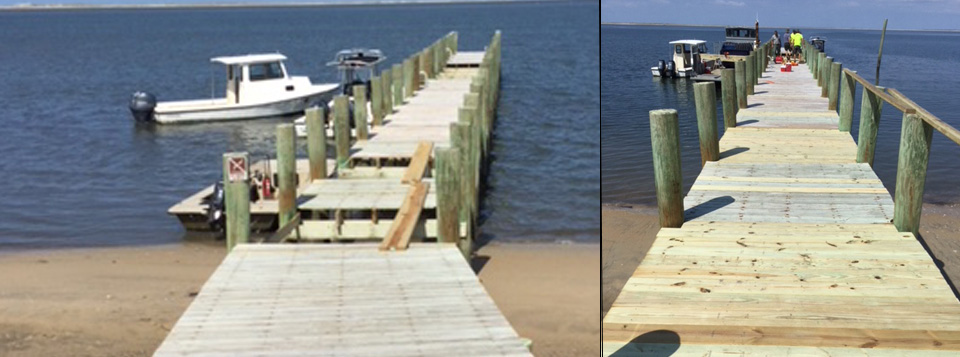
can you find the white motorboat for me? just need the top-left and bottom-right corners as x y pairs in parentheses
(130, 54), (339, 124)
(651, 40), (711, 78)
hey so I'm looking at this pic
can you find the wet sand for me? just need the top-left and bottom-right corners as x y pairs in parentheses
(0, 241), (598, 357)
(601, 203), (960, 318)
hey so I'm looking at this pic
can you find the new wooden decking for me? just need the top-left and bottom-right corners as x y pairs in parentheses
(602, 63), (960, 355)
(154, 244), (532, 356)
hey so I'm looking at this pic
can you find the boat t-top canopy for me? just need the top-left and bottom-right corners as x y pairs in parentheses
(326, 49), (386, 69)
(669, 40), (707, 45)
(211, 54), (288, 66)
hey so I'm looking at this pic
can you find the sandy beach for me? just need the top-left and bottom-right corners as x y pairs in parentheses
(601, 203), (960, 318)
(0, 241), (598, 357)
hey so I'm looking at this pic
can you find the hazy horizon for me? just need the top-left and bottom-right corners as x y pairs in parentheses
(601, 0), (960, 32)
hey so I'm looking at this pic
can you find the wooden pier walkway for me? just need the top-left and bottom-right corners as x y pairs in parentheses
(155, 32), (526, 356)
(154, 244), (532, 356)
(603, 52), (960, 354)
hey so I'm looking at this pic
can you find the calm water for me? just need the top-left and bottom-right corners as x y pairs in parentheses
(602, 25), (960, 206)
(0, 2), (599, 249)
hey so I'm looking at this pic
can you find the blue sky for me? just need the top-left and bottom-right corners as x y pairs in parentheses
(601, 0), (960, 31)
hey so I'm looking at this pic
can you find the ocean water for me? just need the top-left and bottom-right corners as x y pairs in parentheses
(0, 1), (599, 249)
(602, 25), (960, 207)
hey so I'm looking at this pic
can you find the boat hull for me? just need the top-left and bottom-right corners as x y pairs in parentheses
(154, 88), (337, 124)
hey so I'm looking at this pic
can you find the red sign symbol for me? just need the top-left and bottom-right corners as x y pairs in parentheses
(228, 157), (247, 182)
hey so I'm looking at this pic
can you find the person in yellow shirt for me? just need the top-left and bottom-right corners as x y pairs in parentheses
(792, 30), (803, 61)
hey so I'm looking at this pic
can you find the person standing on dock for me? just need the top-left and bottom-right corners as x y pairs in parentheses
(791, 30), (803, 62)
(783, 29), (792, 57)
(771, 31), (781, 57)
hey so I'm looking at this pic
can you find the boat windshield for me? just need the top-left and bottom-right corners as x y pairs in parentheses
(726, 28), (756, 38)
(249, 62), (285, 81)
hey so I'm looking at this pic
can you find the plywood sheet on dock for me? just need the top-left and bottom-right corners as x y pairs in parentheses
(154, 243), (531, 356)
(446, 51), (485, 67)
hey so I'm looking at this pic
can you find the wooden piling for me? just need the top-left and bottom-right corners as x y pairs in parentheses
(276, 124), (297, 229)
(816, 52), (825, 82)
(382, 68), (394, 114)
(856, 87), (883, 166)
(423, 48), (434, 79)
(305, 107), (327, 180)
(694, 82), (719, 167)
(353, 84), (369, 140)
(746, 53), (755, 95)
(721, 69), (737, 128)
(450, 122), (469, 224)
(370, 76), (383, 126)
(403, 58), (414, 100)
(821, 57), (832, 98)
(333, 95), (350, 169)
(223, 152), (250, 251)
(735, 60), (747, 109)
(649, 109), (684, 228)
(435, 147), (461, 245)
(893, 113), (933, 235)
(839, 70), (855, 131)
(392, 63), (403, 105)
(828, 62), (842, 110)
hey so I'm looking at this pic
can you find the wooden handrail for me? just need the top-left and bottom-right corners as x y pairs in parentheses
(841, 68), (915, 113)
(886, 88), (960, 146)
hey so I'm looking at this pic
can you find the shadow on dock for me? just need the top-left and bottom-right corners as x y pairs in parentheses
(683, 195), (735, 221)
(718, 147), (749, 159)
(608, 330), (681, 357)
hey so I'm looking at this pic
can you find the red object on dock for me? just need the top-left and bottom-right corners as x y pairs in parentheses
(780, 64), (792, 72)
(775, 56), (783, 64)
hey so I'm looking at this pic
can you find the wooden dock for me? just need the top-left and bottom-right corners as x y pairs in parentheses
(154, 244), (531, 356)
(603, 44), (960, 355)
(155, 31), (526, 356)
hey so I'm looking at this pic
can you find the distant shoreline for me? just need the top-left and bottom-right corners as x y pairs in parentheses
(601, 22), (960, 33)
(0, 0), (557, 12)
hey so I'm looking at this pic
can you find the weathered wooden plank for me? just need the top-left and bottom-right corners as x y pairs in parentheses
(401, 141), (433, 184)
(379, 182), (429, 250)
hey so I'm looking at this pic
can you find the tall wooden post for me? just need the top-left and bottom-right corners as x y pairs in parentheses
(223, 152), (250, 251)
(856, 88), (883, 166)
(403, 58), (414, 100)
(893, 113), (933, 235)
(839, 70), (855, 131)
(828, 62), (842, 110)
(333, 95), (350, 169)
(721, 69), (737, 128)
(817, 52), (826, 82)
(423, 48), (434, 79)
(694, 82), (719, 166)
(821, 58), (832, 97)
(735, 60), (747, 109)
(392, 63), (403, 105)
(353, 84), (369, 140)
(435, 147), (461, 245)
(649, 109), (684, 228)
(450, 122), (469, 224)
(382, 68), (393, 115)
(370, 76), (383, 126)
(305, 107), (327, 180)
(276, 124), (296, 229)
(746, 52), (755, 95)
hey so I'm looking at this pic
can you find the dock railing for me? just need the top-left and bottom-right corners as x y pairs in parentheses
(803, 40), (960, 235)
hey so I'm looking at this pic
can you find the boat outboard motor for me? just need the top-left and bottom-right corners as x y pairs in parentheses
(129, 91), (157, 122)
(657, 60), (666, 77)
(204, 182), (226, 232)
(665, 60), (676, 78)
